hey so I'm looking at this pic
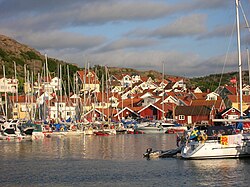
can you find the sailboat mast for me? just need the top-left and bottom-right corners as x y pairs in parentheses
(82, 62), (86, 117)
(162, 62), (164, 120)
(236, 0), (243, 116)
(247, 48), (250, 85)
(38, 73), (41, 120)
(60, 64), (63, 120)
(3, 65), (7, 119)
(67, 65), (70, 97)
(14, 61), (18, 104)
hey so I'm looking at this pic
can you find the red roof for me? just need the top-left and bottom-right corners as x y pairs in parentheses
(9, 95), (36, 103)
(228, 95), (250, 103)
(117, 98), (143, 108)
(225, 86), (237, 95)
(77, 70), (100, 84)
(191, 99), (224, 110)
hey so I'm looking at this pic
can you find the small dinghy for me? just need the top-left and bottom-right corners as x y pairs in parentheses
(143, 146), (183, 159)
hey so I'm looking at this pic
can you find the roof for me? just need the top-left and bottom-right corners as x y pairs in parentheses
(154, 102), (176, 111)
(140, 77), (148, 82)
(224, 86), (237, 95)
(9, 95), (36, 103)
(77, 70), (100, 84)
(193, 92), (208, 99)
(137, 103), (164, 113)
(117, 98), (143, 108)
(191, 99), (223, 109)
(114, 107), (139, 117)
(175, 106), (211, 116)
(227, 95), (250, 103)
(167, 77), (183, 83)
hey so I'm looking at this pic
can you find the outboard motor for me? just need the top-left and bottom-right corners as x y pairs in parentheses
(143, 148), (153, 158)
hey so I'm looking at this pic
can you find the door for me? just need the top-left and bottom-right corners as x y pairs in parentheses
(187, 116), (192, 124)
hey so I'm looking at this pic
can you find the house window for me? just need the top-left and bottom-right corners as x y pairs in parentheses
(21, 107), (28, 112)
(179, 115), (185, 120)
(232, 109), (235, 112)
(67, 112), (71, 116)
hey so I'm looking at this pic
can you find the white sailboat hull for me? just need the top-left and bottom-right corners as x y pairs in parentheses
(136, 127), (166, 134)
(181, 134), (250, 159)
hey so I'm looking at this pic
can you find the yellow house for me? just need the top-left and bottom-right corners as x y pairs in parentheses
(227, 95), (250, 112)
(10, 95), (36, 120)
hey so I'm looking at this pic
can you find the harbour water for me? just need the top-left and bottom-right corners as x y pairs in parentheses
(0, 134), (250, 187)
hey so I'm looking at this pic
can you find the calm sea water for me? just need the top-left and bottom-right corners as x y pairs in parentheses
(0, 134), (250, 187)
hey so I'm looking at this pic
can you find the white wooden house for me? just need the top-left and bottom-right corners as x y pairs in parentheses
(206, 92), (219, 100)
(0, 77), (18, 93)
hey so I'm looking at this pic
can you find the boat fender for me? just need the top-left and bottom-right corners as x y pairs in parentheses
(183, 147), (187, 154)
(203, 134), (207, 141)
(198, 134), (207, 142)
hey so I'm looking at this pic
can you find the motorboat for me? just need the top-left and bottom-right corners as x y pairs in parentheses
(181, 126), (250, 159)
(135, 121), (165, 134)
(143, 146), (183, 159)
(161, 122), (187, 134)
(21, 122), (44, 140)
(94, 131), (110, 136)
(0, 119), (33, 141)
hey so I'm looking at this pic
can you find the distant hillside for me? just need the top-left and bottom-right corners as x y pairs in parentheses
(1, 34), (247, 93)
(0, 34), (175, 82)
(189, 71), (250, 92)
(0, 34), (79, 83)
(107, 66), (184, 81)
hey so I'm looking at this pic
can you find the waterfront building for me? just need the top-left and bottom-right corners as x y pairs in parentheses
(0, 77), (18, 93)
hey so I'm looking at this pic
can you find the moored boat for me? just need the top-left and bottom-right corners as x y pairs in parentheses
(94, 131), (110, 136)
(162, 122), (187, 134)
(23, 122), (45, 140)
(135, 121), (165, 134)
(181, 126), (250, 159)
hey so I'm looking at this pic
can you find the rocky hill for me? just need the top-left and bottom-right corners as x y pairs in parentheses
(0, 34), (79, 80)
(1, 34), (244, 93)
(0, 34), (183, 83)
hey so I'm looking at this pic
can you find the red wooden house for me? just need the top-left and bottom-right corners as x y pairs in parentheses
(219, 107), (242, 120)
(134, 104), (164, 120)
(83, 108), (105, 122)
(113, 107), (139, 121)
(175, 105), (215, 125)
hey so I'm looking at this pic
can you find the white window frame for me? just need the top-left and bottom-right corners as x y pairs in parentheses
(179, 115), (185, 120)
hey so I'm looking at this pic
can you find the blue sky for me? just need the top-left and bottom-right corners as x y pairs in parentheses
(0, 0), (250, 77)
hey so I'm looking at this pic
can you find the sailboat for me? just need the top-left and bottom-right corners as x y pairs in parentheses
(181, 0), (250, 159)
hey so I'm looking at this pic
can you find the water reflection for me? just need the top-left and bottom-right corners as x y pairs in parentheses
(82, 134), (177, 160)
(0, 134), (177, 161)
(0, 134), (250, 186)
(182, 159), (250, 186)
